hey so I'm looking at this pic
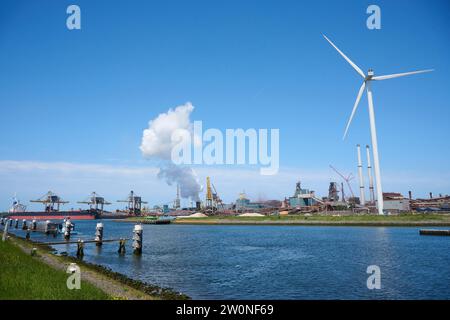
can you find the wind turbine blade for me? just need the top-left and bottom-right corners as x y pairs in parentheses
(372, 69), (433, 81)
(323, 34), (366, 79)
(343, 81), (366, 140)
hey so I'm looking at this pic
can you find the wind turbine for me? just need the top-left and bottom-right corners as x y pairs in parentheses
(323, 34), (433, 215)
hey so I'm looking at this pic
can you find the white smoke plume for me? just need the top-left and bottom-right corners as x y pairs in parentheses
(140, 102), (201, 201)
(157, 163), (201, 201)
(140, 102), (194, 159)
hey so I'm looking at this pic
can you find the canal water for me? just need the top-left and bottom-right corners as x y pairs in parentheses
(6, 220), (450, 299)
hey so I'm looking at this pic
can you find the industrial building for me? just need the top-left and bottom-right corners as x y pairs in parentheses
(289, 181), (319, 208)
(411, 192), (450, 212)
(235, 192), (266, 211)
(383, 192), (410, 212)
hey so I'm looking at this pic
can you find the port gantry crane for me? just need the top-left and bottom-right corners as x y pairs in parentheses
(205, 177), (214, 210)
(212, 183), (225, 210)
(117, 191), (148, 216)
(77, 192), (111, 214)
(205, 177), (224, 213)
(30, 191), (69, 212)
(329, 165), (355, 201)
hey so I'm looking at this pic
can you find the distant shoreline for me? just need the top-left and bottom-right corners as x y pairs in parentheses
(120, 213), (450, 227)
(173, 219), (450, 227)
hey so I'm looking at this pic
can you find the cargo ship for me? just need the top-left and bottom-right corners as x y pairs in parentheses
(4, 191), (129, 221)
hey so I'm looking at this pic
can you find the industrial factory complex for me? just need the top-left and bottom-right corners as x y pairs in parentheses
(3, 143), (449, 220)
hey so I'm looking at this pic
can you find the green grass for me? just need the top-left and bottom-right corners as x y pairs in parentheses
(0, 240), (110, 300)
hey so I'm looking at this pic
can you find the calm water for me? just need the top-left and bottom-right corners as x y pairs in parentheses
(7, 220), (450, 299)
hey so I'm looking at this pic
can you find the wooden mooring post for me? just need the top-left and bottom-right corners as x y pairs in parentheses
(22, 223), (144, 257)
(118, 238), (126, 254)
(132, 224), (143, 255)
(95, 222), (103, 246)
(76, 239), (84, 258)
(64, 219), (72, 240)
(2, 219), (9, 242)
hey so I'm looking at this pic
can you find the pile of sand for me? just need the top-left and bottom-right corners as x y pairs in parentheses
(177, 212), (208, 218)
(238, 213), (265, 217)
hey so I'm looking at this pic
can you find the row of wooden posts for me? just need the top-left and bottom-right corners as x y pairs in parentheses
(0, 217), (143, 255)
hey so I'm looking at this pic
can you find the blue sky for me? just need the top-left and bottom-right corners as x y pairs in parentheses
(0, 0), (449, 210)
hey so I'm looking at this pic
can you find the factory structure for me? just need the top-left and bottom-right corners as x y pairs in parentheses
(213, 143), (448, 215)
(148, 142), (448, 216)
(3, 144), (449, 217)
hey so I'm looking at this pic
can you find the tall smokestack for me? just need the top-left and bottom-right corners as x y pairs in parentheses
(429, 192), (433, 199)
(357, 144), (366, 205)
(408, 191), (412, 200)
(366, 145), (375, 203)
(175, 184), (181, 209)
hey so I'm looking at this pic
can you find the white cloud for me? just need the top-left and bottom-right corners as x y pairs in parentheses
(0, 160), (159, 176)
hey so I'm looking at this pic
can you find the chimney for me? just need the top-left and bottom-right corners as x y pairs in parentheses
(357, 144), (366, 205)
(408, 191), (412, 200)
(429, 192), (433, 199)
(366, 145), (375, 203)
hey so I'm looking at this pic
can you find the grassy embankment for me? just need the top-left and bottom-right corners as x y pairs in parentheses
(0, 233), (189, 300)
(169, 213), (450, 226)
(0, 238), (109, 300)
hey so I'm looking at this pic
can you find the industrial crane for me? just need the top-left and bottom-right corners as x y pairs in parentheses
(205, 177), (224, 212)
(212, 183), (224, 210)
(117, 190), (148, 216)
(77, 192), (111, 214)
(205, 177), (214, 209)
(329, 165), (355, 200)
(30, 191), (69, 212)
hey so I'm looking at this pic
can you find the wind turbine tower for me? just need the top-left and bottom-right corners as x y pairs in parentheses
(323, 34), (433, 215)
